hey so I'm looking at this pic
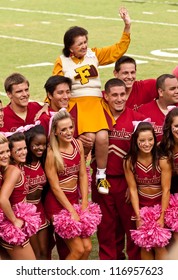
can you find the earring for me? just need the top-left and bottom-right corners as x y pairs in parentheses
(70, 50), (74, 57)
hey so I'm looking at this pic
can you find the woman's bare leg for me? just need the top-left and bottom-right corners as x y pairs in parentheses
(141, 248), (154, 260)
(6, 243), (36, 260)
(64, 237), (85, 260)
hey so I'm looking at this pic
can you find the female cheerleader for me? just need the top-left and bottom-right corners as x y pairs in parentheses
(124, 122), (171, 260)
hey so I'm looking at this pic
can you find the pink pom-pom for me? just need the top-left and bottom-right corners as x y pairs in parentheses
(131, 225), (171, 251)
(79, 202), (102, 238)
(53, 202), (102, 239)
(53, 207), (82, 239)
(165, 194), (178, 232)
(0, 220), (26, 245)
(13, 202), (41, 237)
(87, 202), (102, 225)
(140, 204), (161, 223)
(131, 204), (172, 251)
(0, 202), (41, 245)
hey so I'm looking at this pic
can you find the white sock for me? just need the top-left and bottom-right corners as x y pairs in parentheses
(96, 168), (106, 180)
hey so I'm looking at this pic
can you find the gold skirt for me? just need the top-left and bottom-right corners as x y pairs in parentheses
(68, 96), (115, 135)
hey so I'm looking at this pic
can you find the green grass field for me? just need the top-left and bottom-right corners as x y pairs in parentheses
(0, 0), (178, 106)
(0, 0), (178, 260)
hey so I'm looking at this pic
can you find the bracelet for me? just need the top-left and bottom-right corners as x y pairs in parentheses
(132, 215), (140, 221)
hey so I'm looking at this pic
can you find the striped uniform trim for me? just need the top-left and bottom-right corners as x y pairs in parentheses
(60, 138), (80, 160)
(138, 189), (162, 199)
(28, 185), (43, 194)
(24, 161), (41, 171)
(39, 220), (49, 230)
(136, 161), (161, 173)
(138, 184), (162, 189)
(27, 198), (41, 204)
(108, 144), (127, 158)
(14, 173), (25, 189)
(0, 238), (29, 250)
(59, 175), (78, 185)
(58, 138), (80, 185)
(174, 152), (178, 160)
(60, 185), (77, 193)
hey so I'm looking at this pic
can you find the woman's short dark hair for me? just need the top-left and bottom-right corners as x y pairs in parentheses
(62, 26), (88, 57)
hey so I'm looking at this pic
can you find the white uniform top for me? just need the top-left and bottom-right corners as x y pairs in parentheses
(60, 49), (102, 98)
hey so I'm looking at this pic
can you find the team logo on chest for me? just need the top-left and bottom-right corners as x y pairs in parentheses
(74, 64), (98, 85)
(109, 128), (132, 140)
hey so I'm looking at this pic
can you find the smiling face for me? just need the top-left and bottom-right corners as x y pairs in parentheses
(114, 63), (136, 89)
(70, 35), (88, 58)
(0, 142), (10, 167)
(7, 82), (30, 108)
(10, 140), (27, 164)
(55, 117), (74, 144)
(159, 77), (178, 105)
(137, 130), (155, 154)
(30, 134), (47, 158)
(48, 83), (71, 110)
(104, 85), (127, 118)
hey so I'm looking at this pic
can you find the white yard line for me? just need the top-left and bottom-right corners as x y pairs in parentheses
(0, 7), (178, 27)
(0, 35), (62, 46)
(0, 6), (177, 70)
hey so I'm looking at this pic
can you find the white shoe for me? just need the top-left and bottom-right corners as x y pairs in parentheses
(97, 178), (110, 194)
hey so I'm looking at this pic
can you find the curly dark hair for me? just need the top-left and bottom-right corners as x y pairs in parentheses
(62, 26), (88, 57)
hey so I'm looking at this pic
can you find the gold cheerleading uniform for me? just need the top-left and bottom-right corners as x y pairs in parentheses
(52, 32), (130, 135)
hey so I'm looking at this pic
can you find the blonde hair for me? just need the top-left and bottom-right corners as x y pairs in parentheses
(0, 133), (8, 145)
(49, 109), (74, 172)
(0, 134), (9, 171)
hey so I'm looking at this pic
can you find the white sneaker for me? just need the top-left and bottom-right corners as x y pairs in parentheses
(97, 178), (110, 194)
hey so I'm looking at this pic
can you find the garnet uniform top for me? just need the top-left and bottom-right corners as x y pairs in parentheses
(44, 138), (81, 219)
(126, 79), (157, 110)
(134, 161), (162, 191)
(106, 107), (145, 176)
(90, 107), (144, 260)
(2, 102), (42, 132)
(24, 161), (47, 204)
(0, 166), (29, 249)
(24, 161), (48, 228)
(39, 107), (54, 136)
(102, 79), (157, 111)
(58, 138), (81, 188)
(133, 161), (162, 205)
(138, 99), (165, 142)
(0, 165), (29, 205)
(39, 106), (78, 138)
